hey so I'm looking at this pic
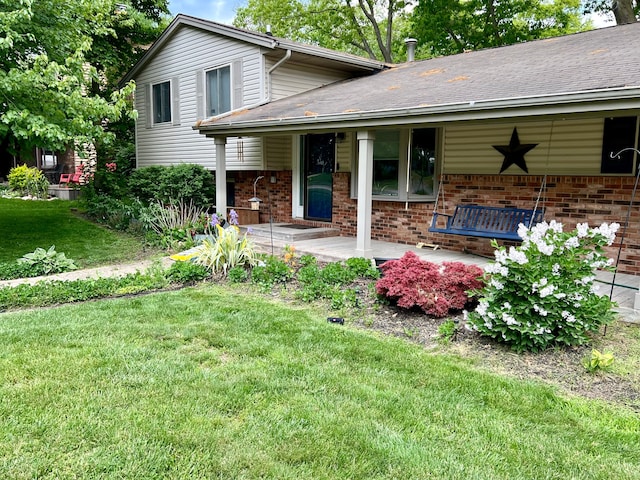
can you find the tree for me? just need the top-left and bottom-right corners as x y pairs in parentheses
(411, 0), (587, 57)
(0, 0), (169, 177)
(234, 0), (409, 62)
(583, 0), (637, 24)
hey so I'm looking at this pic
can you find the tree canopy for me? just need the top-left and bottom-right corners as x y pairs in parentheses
(0, 0), (169, 163)
(411, 0), (587, 57)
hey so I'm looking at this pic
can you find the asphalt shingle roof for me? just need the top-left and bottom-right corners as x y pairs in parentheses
(199, 23), (640, 131)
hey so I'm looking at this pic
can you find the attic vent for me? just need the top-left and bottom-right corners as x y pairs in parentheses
(405, 38), (418, 62)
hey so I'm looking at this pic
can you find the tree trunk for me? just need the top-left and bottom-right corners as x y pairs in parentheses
(613, 0), (637, 24)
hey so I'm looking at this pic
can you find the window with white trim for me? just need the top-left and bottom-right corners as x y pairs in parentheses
(206, 65), (231, 117)
(353, 128), (438, 201)
(152, 81), (171, 124)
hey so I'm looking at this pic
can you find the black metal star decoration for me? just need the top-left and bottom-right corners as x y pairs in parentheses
(493, 127), (537, 173)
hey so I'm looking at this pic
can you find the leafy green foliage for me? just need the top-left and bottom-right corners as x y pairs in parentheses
(583, 348), (615, 373)
(411, 0), (587, 57)
(437, 318), (458, 344)
(165, 261), (210, 285)
(228, 265), (249, 283)
(7, 165), (49, 198)
(0, 0), (141, 157)
(0, 261), (33, 281)
(194, 225), (259, 275)
(80, 192), (146, 232)
(0, 271), (169, 311)
(17, 246), (77, 276)
(127, 164), (216, 207)
(251, 255), (294, 290)
(468, 221), (619, 352)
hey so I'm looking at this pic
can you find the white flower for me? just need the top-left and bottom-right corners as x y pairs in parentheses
(561, 310), (577, 323)
(517, 223), (529, 240)
(536, 242), (555, 256)
(576, 223), (589, 238)
(502, 312), (519, 326)
(539, 284), (556, 298)
(485, 262), (508, 276)
(503, 301), (512, 310)
(508, 247), (528, 265)
(484, 320), (494, 329)
(564, 236), (580, 249)
(495, 249), (508, 264)
(476, 300), (488, 317)
(552, 263), (561, 276)
(533, 304), (548, 316)
(592, 222), (620, 245)
(490, 278), (505, 290)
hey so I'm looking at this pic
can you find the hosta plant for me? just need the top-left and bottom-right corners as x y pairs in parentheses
(376, 251), (484, 318)
(17, 246), (77, 276)
(467, 221), (619, 352)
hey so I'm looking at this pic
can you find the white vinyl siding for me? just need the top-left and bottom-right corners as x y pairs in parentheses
(134, 26), (264, 169)
(443, 118), (604, 175)
(265, 136), (293, 170)
(268, 61), (352, 100)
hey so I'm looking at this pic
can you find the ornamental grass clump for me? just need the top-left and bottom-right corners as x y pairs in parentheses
(375, 251), (484, 318)
(194, 223), (258, 275)
(467, 220), (620, 352)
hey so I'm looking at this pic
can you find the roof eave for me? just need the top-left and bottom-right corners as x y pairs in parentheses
(197, 87), (640, 136)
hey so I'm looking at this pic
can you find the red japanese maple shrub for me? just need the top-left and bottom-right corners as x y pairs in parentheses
(375, 251), (484, 318)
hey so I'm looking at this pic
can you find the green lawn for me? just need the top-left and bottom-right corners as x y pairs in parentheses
(0, 198), (151, 266)
(1, 285), (638, 479)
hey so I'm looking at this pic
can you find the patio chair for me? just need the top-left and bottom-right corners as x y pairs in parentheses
(59, 173), (72, 186)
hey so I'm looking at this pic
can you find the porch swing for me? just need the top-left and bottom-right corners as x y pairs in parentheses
(428, 127), (551, 241)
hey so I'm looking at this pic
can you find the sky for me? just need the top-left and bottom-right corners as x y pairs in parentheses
(168, 0), (617, 28)
(168, 0), (241, 24)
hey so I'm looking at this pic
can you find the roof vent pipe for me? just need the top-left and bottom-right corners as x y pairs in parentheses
(405, 37), (417, 62)
(266, 25), (273, 36)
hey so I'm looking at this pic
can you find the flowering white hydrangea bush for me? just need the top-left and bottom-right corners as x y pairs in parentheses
(466, 220), (620, 352)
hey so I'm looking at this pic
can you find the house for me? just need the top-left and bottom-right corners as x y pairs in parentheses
(126, 17), (640, 274)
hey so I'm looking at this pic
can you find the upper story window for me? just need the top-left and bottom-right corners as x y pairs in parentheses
(152, 81), (171, 124)
(353, 128), (438, 201)
(206, 65), (231, 117)
(601, 116), (639, 174)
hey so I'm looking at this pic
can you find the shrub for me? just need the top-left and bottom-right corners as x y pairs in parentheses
(128, 164), (215, 207)
(17, 246), (77, 276)
(375, 251), (484, 318)
(194, 224), (258, 275)
(138, 199), (206, 250)
(251, 255), (293, 290)
(0, 261), (34, 280)
(165, 261), (210, 284)
(467, 221), (619, 352)
(8, 165), (49, 198)
(81, 192), (145, 232)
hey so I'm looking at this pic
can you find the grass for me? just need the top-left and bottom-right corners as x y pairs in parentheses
(1, 285), (639, 479)
(0, 198), (152, 267)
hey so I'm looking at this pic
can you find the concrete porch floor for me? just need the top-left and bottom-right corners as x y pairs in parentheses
(245, 224), (640, 324)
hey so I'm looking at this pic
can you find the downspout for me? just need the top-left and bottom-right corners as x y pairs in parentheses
(267, 49), (292, 102)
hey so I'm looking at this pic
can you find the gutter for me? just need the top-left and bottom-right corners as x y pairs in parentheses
(198, 86), (640, 136)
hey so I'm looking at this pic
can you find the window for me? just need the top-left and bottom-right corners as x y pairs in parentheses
(152, 81), (171, 124)
(354, 128), (438, 201)
(373, 130), (400, 196)
(206, 65), (231, 116)
(601, 117), (639, 174)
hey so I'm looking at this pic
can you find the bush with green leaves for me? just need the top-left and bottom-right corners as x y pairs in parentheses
(128, 164), (215, 207)
(8, 165), (49, 198)
(138, 199), (206, 250)
(165, 261), (210, 285)
(17, 246), (77, 276)
(194, 224), (258, 275)
(81, 191), (146, 232)
(250, 255), (293, 290)
(467, 221), (619, 352)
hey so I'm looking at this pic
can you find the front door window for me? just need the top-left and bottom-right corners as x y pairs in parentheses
(304, 133), (335, 221)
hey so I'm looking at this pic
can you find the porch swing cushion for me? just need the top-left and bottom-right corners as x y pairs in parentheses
(429, 204), (544, 241)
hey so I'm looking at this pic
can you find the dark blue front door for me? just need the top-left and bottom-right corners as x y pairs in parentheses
(304, 133), (334, 221)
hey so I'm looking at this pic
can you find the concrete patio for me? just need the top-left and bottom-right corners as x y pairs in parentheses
(246, 223), (640, 324)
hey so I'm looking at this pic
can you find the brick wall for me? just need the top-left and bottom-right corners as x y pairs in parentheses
(232, 171), (292, 224)
(236, 170), (640, 275)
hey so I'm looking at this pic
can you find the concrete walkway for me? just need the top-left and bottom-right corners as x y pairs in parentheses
(0, 257), (174, 288)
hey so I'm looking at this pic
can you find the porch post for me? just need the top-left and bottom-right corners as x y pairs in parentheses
(214, 136), (227, 215)
(356, 130), (375, 257)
